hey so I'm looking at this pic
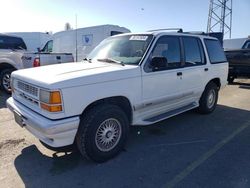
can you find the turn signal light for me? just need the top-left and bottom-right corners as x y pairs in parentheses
(41, 103), (62, 112)
(49, 91), (61, 104)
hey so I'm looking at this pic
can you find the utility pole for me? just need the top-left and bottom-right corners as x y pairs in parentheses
(207, 0), (232, 39)
(75, 14), (78, 62)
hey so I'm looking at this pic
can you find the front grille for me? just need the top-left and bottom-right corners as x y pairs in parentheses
(17, 81), (38, 97)
(19, 92), (39, 106)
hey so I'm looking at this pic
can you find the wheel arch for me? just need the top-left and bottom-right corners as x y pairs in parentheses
(207, 78), (221, 89)
(0, 63), (16, 74)
(81, 96), (133, 124)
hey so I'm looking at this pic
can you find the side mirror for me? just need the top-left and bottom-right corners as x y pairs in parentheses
(150, 56), (168, 71)
(37, 47), (41, 52)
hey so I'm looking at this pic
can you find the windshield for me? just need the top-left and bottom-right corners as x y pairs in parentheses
(87, 34), (153, 65)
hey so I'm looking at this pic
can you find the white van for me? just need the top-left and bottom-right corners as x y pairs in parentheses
(6, 32), (52, 52)
(52, 25), (130, 61)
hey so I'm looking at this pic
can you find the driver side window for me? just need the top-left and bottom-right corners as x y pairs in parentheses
(150, 36), (181, 71)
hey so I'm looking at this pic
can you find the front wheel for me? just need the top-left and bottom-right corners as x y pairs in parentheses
(198, 82), (218, 114)
(76, 104), (129, 162)
(0, 69), (14, 94)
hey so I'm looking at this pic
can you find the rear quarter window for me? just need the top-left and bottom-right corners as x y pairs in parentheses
(204, 39), (227, 64)
(0, 36), (27, 50)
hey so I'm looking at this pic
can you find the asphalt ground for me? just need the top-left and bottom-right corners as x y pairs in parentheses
(0, 79), (250, 188)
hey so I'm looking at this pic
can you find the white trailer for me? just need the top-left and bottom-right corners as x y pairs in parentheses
(52, 25), (130, 61)
(6, 32), (52, 52)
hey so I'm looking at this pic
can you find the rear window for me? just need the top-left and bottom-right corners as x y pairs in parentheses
(204, 39), (226, 64)
(0, 36), (27, 50)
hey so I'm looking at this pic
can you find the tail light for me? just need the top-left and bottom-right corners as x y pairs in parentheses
(33, 58), (40, 67)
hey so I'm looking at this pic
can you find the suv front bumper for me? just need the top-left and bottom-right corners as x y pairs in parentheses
(7, 97), (80, 147)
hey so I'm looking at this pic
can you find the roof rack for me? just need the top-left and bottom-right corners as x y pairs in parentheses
(182, 31), (207, 35)
(147, 28), (183, 33)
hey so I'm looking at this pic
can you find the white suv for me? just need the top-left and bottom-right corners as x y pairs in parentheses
(7, 29), (228, 162)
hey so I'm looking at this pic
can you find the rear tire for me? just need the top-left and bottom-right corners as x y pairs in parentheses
(227, 76), (234, 84)
(198, 82), (218, 114)
(76, 104), (129, 162)
(0, 68), (15, 94)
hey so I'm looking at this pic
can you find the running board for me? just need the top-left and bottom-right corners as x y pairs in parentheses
(144, 103), (198, 123)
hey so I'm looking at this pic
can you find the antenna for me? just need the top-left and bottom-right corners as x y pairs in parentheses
(207, 0), (232, 39)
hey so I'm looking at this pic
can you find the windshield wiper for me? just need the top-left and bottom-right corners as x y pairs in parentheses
(83, 58), (92, 63)
(97, 58), (125, 66)
(17, 46), (25, 50)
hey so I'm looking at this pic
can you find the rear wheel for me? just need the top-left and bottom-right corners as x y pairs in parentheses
(198, 82), (218, 114)
(76, 104), (129, 162)
(0, 69), (14, 94)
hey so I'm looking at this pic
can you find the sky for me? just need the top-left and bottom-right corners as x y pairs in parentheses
(1, 0), (249, 39)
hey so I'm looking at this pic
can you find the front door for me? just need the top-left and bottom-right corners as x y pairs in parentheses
(140, 35), (184, 119)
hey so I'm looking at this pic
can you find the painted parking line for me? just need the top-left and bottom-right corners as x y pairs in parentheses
(149, 140), (207, 148)
(163, 120), (250, 188)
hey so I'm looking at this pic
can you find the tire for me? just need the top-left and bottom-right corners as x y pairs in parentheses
(198, 82), (218, 114)
(0, 68), (14, 94)
(39, 140), (76, 152)
(227, 76), (234, 84)
(76, 104), (129, 162)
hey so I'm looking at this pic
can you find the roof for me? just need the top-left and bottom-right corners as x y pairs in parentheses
(0, 33), (23, 39)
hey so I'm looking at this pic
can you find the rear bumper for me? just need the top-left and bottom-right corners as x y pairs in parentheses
(7, 97), (80, 147)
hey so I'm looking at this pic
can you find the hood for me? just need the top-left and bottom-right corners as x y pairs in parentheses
(12, 62), (140, 89)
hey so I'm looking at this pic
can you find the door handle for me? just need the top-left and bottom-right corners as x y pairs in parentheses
(177, 72), (182, 76)
(204, 68), (209, 72)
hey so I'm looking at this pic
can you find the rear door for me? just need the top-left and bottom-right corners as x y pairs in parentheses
(241, 40), (250, 66)
(179, 36), (207, 104)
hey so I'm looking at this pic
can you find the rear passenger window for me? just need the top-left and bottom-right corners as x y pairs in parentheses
(183, 37), (205, 66)
(204, 39), (227, 64)
(151, 36), (181, 70)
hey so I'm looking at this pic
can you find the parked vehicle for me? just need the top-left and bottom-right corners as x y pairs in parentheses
(52, 24), (130, 61)
(6, 32), (52, 52)
(0, 34), (74, 94)
(7, 29), (228, 162)
(224, 38), (250, 83)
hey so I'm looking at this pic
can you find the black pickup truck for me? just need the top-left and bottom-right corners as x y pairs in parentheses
(225, 39), (250, 83)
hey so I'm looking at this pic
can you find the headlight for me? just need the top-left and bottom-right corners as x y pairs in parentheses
(39, 89), (63, 112)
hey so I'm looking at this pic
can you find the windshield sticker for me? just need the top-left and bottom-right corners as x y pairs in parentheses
(129, 36), (148, 41)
